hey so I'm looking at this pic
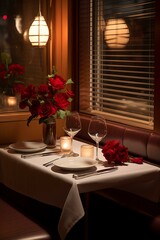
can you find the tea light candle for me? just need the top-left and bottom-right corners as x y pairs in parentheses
(7, 96), (17, 107)
(60, 136), (72, 154)
(80, 144), (94, 159)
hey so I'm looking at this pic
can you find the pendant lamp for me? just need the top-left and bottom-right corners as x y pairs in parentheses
(104, 18), (130, 49)
(28, 0), (49, 47)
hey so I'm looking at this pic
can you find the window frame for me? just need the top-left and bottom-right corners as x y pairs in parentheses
(0, 0), (71, 122)
(71, 0), (160, 134)
(0, 0), (71, 145)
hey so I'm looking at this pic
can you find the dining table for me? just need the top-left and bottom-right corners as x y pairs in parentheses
(0, 139), (160, 240)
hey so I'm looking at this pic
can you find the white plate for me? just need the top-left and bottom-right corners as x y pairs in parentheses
(9, 141), (47, 153)
(53, 157), (96, 171)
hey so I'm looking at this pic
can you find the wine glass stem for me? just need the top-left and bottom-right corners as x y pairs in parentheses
(95, 141), (99, 162)
(70, 137), (79, 156)
(71, 137), (73, 153)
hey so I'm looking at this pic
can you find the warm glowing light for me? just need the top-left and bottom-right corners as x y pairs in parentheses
(60, 136), (72, 154)
(7, 96), (17, 107)
(23, 29), (28, 42)
(3, 15), (7, 20)
(80, 145), (94, 159)
(15, 15), (22, 34)
(105, 18), (130, 48)
(28, 14), (49, 47)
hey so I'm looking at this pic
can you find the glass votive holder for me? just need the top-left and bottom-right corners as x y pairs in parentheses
(80, 144), (94, 159)
(60, 136), (72, 154)
(7, 96), (17, 107)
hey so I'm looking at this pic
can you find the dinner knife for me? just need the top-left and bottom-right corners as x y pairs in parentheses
(73, 166), (117, 180)
(21, 150), (60, 158)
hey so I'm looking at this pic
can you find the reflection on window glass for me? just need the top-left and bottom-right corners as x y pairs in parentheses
(79, 0), (155, 129)
(0, 0), (51, 113)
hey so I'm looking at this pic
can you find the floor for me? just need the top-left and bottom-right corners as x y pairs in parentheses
(66, 192), (160, 240)
(1, 183), (160, 240)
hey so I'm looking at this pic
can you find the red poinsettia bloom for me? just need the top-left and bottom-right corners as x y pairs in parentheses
(102, 140), (128, 164)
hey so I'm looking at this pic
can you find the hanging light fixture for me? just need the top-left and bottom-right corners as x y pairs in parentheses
(28, 0), (49, 47)
(104, 18), (130, 48)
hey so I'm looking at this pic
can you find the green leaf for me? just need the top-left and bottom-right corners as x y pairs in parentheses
(1, 52), (12, 66)
(66, 78), (74, 84)
(39, 117), (47, 124)
(52, 66), (57, 75)
(65, 110), (71, 116)
(48, 74), (53, 78)
(58, 110), (67, 119)
(68, 97), (73, 102)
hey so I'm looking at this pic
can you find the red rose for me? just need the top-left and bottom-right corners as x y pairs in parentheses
(102, 140), (128, 164)
(19, 66), (74, 126)
(0, 64), (5, 71)
(21, 84), (36, 100)
(8, 64), (24, 76)
(130, 157), (143, 164)
(13, 83), (25, 94)
(0, 69), (6, 80)
(37, 100), (57, 118)
(54, 92), (70, 110)
(49, 75), (65, 90)
(19, 101), (28, 109)
(66, 89), (74, 98)
(38, 84), (49, 95)
(0, 64), (6, 79)
(114, 145), (128, 164)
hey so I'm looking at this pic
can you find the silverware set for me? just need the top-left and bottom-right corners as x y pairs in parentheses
(5, 143), (118, 178)
(72, 166), (117, 179)
(21, 150), (60, 159)
(43, 152), (76, 167)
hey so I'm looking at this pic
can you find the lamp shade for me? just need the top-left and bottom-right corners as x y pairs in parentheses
(28, 15), (49, 47)
(104, 18), (130, 48)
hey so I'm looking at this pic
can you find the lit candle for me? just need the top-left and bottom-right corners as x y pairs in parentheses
(80, 144), (94, 159)
(60, 136), (72, 154)
(7, 96), (17, 107)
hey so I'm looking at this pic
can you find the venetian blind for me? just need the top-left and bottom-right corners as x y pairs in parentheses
(78, 0), (155, 129)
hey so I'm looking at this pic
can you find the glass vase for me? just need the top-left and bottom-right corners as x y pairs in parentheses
(42, 117), (56, 147)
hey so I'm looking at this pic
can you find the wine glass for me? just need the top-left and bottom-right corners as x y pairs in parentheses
(88, 115), (107, 163)
(63, 111), (82, 156)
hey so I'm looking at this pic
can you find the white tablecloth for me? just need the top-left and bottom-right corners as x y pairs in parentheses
(0, 140), (160, 239)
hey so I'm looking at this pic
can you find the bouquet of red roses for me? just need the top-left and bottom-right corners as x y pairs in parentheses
(102, 140), (129, 164)
(0, 52), (24, 95)
(19, 66), (74, 126)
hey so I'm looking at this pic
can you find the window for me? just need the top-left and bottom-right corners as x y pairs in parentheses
(78, 0), (155, 130)
(0, 0), (52, 113)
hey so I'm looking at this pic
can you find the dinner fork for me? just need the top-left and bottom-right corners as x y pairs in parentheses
(43, 152), (76, 167)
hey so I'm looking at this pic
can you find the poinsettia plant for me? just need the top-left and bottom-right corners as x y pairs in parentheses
(19, 66), (74, 126)
(0, 52), (25, 95)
